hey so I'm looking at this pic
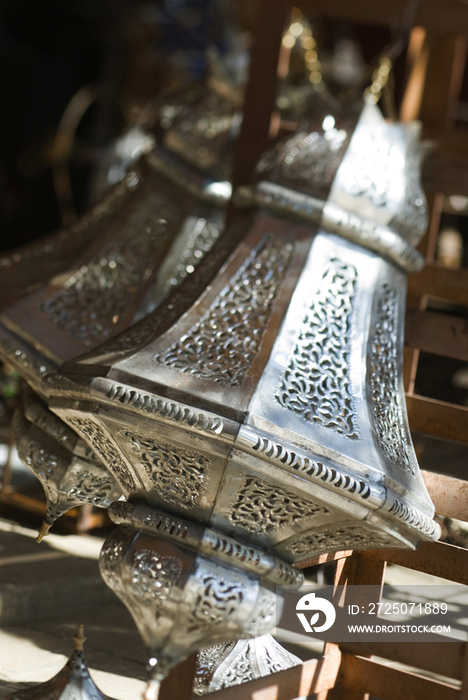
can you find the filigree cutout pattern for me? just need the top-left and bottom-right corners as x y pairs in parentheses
(370, 285), (413, 473)
(193, 642), (236, 696)
(64, 469), (119, 506)
(66, 417), (137, 493)
(245, 590), (276, 637)
(17, 436), (68, 487)
(218, 647), (255, 688)
(229, 476), (329, 535)
(276, 258), (358, 439)
(39, 187), (179, 347)
(188, 573), (244, 633)
(121, 430), (208, 509)
(158, 216), (222, 301)
(154, 235), (293, 386)
(130, 549), (182, 605)
(99, 530), (129, 597)
(288, 523), (393, 557)
(0, 169), (141, 292)
(279, 128), (350, 197)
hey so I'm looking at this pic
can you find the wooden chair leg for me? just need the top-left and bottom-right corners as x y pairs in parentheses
(321, 553), (386, 700)
(158, 652), (198, 700)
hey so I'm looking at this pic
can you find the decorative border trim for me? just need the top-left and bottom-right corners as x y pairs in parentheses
(108, 501), (302, 588)
(96, 380), (225, 434)
(235, 181), (425, 273)
(239, 427), (382, 506)
(387, 497), (440, 541)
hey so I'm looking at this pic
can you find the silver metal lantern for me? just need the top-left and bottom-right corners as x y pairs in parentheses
(40, 101), (439, 695)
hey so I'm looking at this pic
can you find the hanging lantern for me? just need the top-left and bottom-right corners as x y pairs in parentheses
(42, 101), (439, 696)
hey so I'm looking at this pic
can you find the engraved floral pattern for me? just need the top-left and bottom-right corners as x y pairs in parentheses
(229, 476), (329, 535)
(276, 258), (358, 438)
(120, 430), (208, 508)
(154, 235), (293, 386)
(370, 285), (413, 473)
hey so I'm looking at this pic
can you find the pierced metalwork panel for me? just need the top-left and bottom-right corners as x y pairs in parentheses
(212, 464), (337, 550)
(369, 284), (414, 475)
(228, 475), (329, 535)
(171, 556), (261, 649)
(38, 188), (180, 346)
(276, 256), (358, 439)
(194, 633), (300, 695)
(247, 233), (384, 470)
(100, 523), (281, 683)
(56, 411), (140, 497)
(136, 205), (225, 318)
(2, 171), (190, 362)
(237, 424), (386, 511)
(153, 234), (294, 387)
(0, 167), (142, 307)
(118, 429), (209, 510)
(97, 411), (229, 521)
(329, 104), (410, 227)
(60, 460), (122, 508)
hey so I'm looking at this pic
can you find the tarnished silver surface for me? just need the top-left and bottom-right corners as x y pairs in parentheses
(12, 400), (122, 539)
(5, 98), (440, 687)
(1, 96), (235, 543)
(48, 102), (439, 564)
(193, 634), (301, 695)
(100, 502), (295, 684)
(5, 626), (115, 700)
(239, 105), (426, 273)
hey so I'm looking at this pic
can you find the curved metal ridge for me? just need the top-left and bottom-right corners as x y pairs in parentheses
(234, 182), (325, 223)
(237, 425), (385, 509)
(235, 181), (424, 273)
(108, 501), (303, 588)
(147, 148), (232, 206)
(385, 496), (441, 540)
(321, 201), (425, 273)
(92, 378), (226, 436)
